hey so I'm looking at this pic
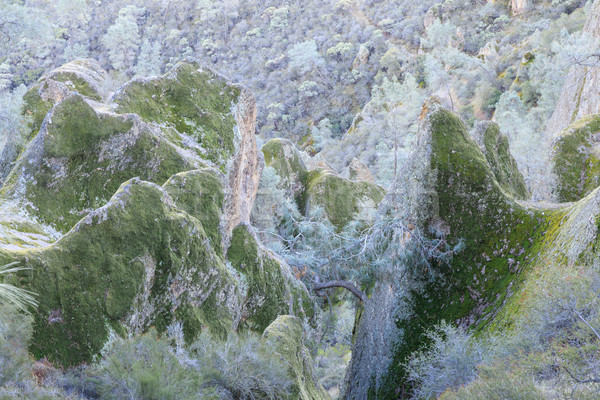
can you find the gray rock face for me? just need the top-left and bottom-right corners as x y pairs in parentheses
(223, 88), (262, 248)
(547, 0), (600, 136)
(510, 0), (532, 14)
(344, 158), (375, 183)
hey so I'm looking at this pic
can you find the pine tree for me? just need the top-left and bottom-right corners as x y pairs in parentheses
(134, 39), (162, 77)
(101, 6), (143, 72)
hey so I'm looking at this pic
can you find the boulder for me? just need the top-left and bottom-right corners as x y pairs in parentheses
(262, 316), (330, 400)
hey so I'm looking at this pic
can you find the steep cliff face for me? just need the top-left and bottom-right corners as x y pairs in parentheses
(344, 101), (547, 399)
(547, 0), (600, 136)
(0, 60), (316, 367)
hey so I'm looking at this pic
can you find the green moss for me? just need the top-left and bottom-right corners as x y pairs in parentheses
(50, 72), (102, 101)
(553, 114), (600, 202)
(481, 123), (529, 200)
(1, 95), (195, 232)
(306, 172), (385, 230)
(227, 224), (292, 332)
(0, 179), (237, 366)
(22, 85), (54, 140)
(113, 62), (241, 169)
(375, 108), (547, 398)
(262, 138), (308, 182)
(262, 316), (331, 400)
(163, 169), (224, 256)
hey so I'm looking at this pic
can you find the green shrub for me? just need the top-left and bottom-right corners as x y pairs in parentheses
(94, 329), (200, 400)
(189, 331), (292, 400)
(0, 305), (33, 386)
(439, 364), (545, 400)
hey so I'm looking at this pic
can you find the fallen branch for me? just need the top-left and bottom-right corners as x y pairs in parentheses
(312, 280), (367, 303)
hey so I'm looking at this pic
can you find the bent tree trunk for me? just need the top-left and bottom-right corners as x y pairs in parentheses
(312, 280), (367, 302)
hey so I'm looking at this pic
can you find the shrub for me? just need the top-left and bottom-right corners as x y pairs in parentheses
(94, 329), (200, 400)
(0, 383), (83, 400)
(188, 331), (292, 400)
(439, 364), (545, 400)
(0, 305), (33, 386)
(405, 321), (492, 399)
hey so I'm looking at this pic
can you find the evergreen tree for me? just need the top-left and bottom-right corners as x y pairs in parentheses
(134, 39), (162, 77)
(101, 6), (143, 72)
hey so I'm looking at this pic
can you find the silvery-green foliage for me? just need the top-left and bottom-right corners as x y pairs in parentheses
(95, 329), (200, 400)
(324, 74), (425, 187)
(494, 90), (553, 200)
(62, 43), (90, 63)
(287, 40), (326, 76)
(0, 84), (28, 142)
(251, 166), (287, 235)
(311, 118), (334, 152)
(134, 39), (162, 77)
(189, 331), (292, 400)
(405, 322), (493, 400)
(0, 305), (33, 387)
(101, 6), (143, 72)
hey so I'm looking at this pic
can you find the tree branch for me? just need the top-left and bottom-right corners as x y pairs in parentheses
(312, 280), (367, 303)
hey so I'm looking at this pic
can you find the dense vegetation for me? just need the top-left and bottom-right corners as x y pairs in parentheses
(3, 0), (600, 399)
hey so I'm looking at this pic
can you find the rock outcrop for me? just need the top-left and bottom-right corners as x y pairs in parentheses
(472, 121), (529, 200)
(262, 316), (330, 400)
(345, 100), (547, 398)
(343, 158), (376, 183)
(509, 0), (532, 14)
(0, 60), (317, 367)
(552, 114), (600, 202)
(547, 0), (600, 136)
(257, 138), (385, 230)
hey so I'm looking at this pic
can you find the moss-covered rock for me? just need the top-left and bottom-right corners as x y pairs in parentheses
(345, 101), (548, 399)
(473, 121), (529, 200)
(111, 61), (240, 170)
(552, 114), (600, 202)
(258, 138), (385, 230)
(0, 59), (109, 184)
(163, 169), (225, 256)
(0, 179), (241, 366)
(305, 170), (385, 230)
(0, 60), (312, 367)
(262, 316), (331, 400)
(1, 94), (199, 233)
(262, 138), (308, 196)
(227, 224), (317, 332)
